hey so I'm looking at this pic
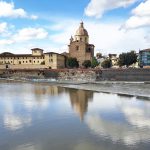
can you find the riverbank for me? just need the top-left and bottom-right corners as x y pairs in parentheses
(58, 82), (150, 99)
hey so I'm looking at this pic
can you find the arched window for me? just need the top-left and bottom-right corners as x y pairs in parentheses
(76, 46), (79, 51)
(85, 37), (87, 42)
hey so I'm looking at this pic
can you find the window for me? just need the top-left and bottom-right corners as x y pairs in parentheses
(76, 46), (79, 51)
(85, 37), (87, 42)
(29, 60), (32, 63)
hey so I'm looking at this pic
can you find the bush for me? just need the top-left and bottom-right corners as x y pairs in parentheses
(91, 57), (99, 68)
(101, 59), (112, 68)
(82, 60), (91, 68)
(66, 57), (79, 68)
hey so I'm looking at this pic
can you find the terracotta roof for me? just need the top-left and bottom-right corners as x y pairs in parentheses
(0, 52), (44, 57)
(75, 22), (88, 36)
(44, 52), (66, 57)
(31, 48), (44, 51)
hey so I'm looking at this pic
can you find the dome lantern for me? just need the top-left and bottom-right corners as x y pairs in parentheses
(75, 22), (89, 43)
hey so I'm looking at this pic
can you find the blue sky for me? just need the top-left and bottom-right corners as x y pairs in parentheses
(0, 0), (150, 55)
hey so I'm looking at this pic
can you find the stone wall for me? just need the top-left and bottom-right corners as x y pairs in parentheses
(0, 68), (150, 81)
(101, 68), (150, 81)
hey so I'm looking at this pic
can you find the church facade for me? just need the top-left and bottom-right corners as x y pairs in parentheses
(68, 22), (94, 66)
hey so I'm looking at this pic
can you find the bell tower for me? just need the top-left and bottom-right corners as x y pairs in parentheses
(68, 22), (94, 66)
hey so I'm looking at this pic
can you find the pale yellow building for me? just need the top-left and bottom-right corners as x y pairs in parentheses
(0, 48), (66, 69)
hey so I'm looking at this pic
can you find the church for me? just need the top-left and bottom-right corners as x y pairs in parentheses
(0, 22), (94, 69)
(68, 22), (94, 66)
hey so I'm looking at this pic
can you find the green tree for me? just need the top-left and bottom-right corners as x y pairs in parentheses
(91, 57), (99, 68)
(118, 51), (137, 67)
(82, 60), (91, 68)
(66, 57), (79, 68)
(101, 59), (112, 68)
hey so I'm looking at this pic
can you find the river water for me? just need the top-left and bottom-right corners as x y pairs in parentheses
(0, 81), (150, 150)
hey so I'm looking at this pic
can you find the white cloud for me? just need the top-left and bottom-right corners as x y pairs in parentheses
(123, 0), (150, 29)
(0, 22), (8, 34)
(30, 15), (38, 20)
(0, 1), (38, 19)
(4, 114), (32, 130)
(0, 39), (14, 45)
(85, 0), (138, 18)
(12, 27), (48, 42)
(0, 19), (149, 54)
(48, 20), (148, 54)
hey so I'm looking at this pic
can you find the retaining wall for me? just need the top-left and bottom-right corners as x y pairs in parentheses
(0, 68), (150, 81)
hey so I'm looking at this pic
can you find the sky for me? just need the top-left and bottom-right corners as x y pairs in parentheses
(0, 0), (150, 55)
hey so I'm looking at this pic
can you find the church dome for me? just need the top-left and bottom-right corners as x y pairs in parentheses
(75, 22), (88, 36)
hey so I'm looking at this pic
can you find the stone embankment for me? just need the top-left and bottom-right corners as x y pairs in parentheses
(0, 68), (150, 82)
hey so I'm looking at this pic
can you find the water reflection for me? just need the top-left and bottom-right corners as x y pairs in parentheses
(86, 93), (150, 145)
(68, 88), (93, 120)
(0, 82), (150, 150)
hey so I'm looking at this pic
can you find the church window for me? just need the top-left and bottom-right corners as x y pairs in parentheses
(76, 46), (79, 51)
(85, 37), (87, 42)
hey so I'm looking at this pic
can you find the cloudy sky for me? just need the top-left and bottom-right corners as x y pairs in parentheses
(0, 0), (150, 55)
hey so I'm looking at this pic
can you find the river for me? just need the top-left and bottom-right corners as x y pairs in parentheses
(0, 81), (150, 150)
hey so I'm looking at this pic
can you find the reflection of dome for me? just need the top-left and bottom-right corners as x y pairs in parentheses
(75, 22), (88, 36)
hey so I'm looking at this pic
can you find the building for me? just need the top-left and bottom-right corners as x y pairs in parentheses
(44, 52), (66, 69)
(109, 54), (118, 66)
(68, 22), (94, 66)
(0, 48), (66, 69)
(139, 49), (150, 68)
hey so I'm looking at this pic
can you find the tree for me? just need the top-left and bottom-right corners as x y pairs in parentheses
(66, 57), (79, 68)
(82, 60), (91, 68)
(101, 59), (112, 68)
(91, 57), (99, 68)
(118, 51), (137, 67)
